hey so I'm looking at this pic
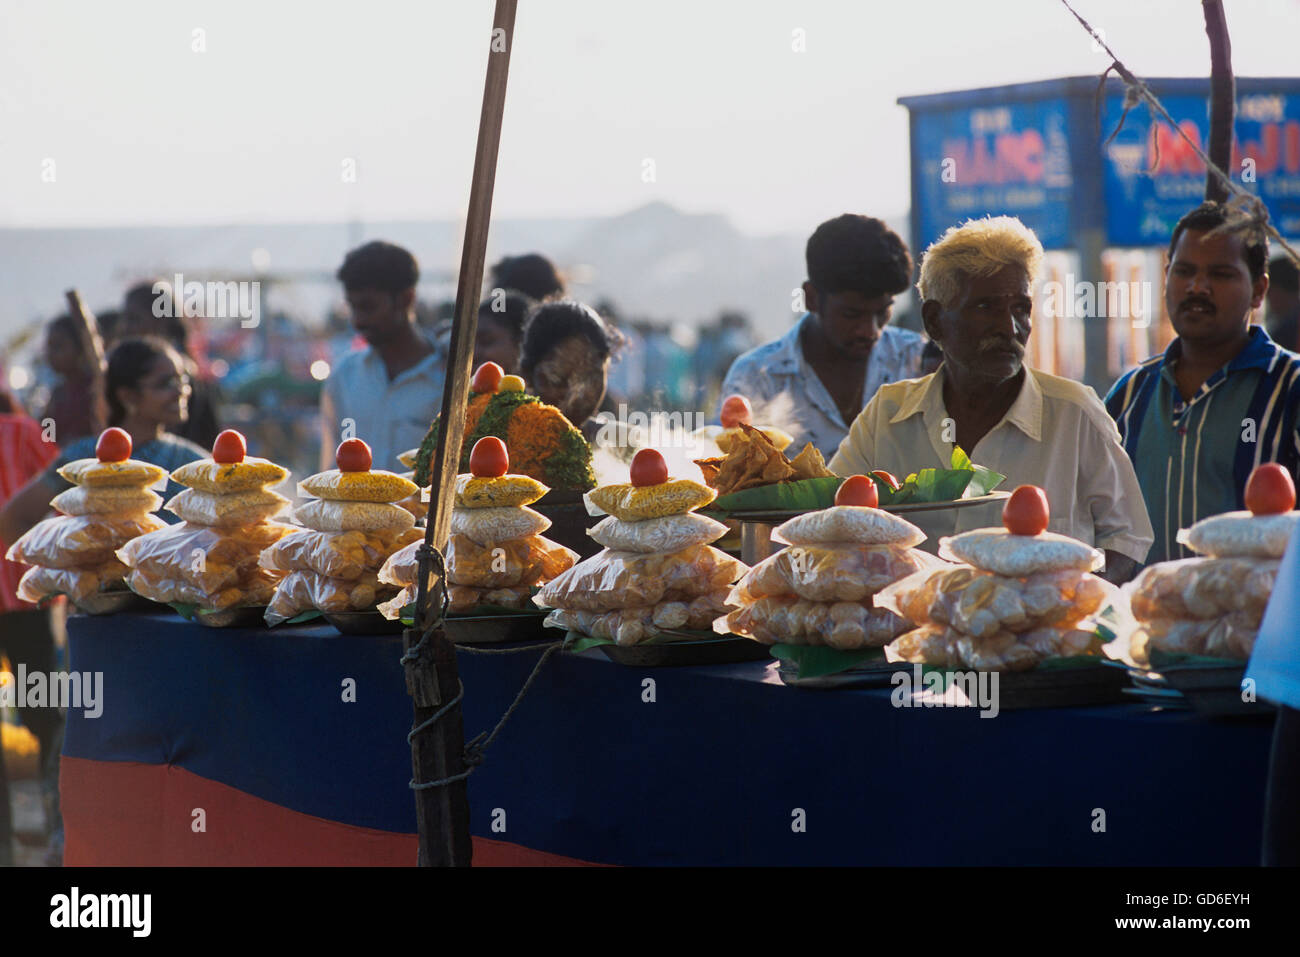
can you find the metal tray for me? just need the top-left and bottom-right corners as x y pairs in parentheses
(1159, 662), (1274, 718)
(723, 491), (1011, 525)
(776, 657), (898, 689)
(325, 610), (407, 636)
(598, 635), (771, 668)
(73, 590), (156, 616)
(444, 611), (551, 645)
(191, 605), (267, 629)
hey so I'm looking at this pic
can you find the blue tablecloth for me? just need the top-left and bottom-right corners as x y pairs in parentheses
(64, 611), (1272, 865)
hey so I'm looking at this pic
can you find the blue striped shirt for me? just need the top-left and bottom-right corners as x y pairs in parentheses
(1104, 325), (1300, 564)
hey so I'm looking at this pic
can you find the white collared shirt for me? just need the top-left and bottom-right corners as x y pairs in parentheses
(828, 368), (1154, 561)
(323, 339), (446, 472)
(719, 314), (925, 459)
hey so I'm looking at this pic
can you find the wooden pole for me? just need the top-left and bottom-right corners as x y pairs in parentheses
(63, 289), (108, 433)
(405, 0), (518, 868)
(1202, 0), (1234, 203)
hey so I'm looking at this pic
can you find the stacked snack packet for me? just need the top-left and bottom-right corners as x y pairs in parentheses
(7, 428), (167, 607)
(117, 430), (297, 616)
(394, 447), (428, 524)
(1126, 464), (1296, 664)
(534, 449), (744, 646)
(263, 438), (422, 625)
(717, 475), (939, 650)
(377, 437), (576, 618)
(876, 485), (1116, 672)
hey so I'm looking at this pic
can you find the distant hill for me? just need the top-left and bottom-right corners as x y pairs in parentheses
(0, 203), (908, 347)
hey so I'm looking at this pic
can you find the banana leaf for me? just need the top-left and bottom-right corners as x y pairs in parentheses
(562, 628), (718, 653)
(770, 643), (889, 679)
(710, 475), (842, 514)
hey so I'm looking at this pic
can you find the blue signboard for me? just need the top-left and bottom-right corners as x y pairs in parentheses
(1102, 91), (1300, 246)
(911, 99), (1075, 251)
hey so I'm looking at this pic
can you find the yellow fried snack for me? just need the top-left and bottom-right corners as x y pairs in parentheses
(297, 469), (419, 503)
(265, 569), (397, 625)
(397, 448), (420, 470)
(166, 487), (291, 527)
(546, 592), (731, 646)
(170, 457), (290, 493)
(128, 563), (280, 611)
(454, 473), (549, 508)
(535, 544), (743, 612)
(720, 596), (909, 650)
(8, 513), (167, 569)
(293, 499), (417, 533)
(585, 480), (715, 522)
(17, 559), (129, 603)
(260, 527), (422, 580)
(51, 485), (163, 517)
(450, 506), (550, 545)
(446, 533), (577, 588)
(118, 521), (297, 593)
(714, 425), (794, 454)
(57, 457), (167, 489)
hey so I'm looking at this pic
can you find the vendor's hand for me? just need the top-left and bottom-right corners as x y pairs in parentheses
(1100, 549), (1138, 586)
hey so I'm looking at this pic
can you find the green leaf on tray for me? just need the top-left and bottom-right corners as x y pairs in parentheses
(168, 602), (198, 622)
(562, 628), (721, 654)
(712, 475), (842, 513)
(770, 643), (889, 679)
(286, 609), (323, 624)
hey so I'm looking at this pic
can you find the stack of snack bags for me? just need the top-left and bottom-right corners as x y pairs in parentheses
(877, 486), (1116, 671)
(262, 439), (422, 625)
(7, 428), (168, 607)
(1126, 464), (1296, 664)
(378, 437), (577, 618)
(117, 430), (297, 618)
(394, 448), (428, 524)
(535, 449), (744, 645)
(716, 476), (938, 650)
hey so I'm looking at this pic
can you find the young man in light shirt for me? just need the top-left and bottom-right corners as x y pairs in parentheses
(829, 216), (1152, 584)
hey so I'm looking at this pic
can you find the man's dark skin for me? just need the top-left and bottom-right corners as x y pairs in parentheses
(345, 286), (434, 380)
(1165, 228), (1269, 401)
(921, 265), (1137, 585)
(800, 283), (894, 424)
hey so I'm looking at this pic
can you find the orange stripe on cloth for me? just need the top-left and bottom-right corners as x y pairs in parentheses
(60, 757), (609, 867)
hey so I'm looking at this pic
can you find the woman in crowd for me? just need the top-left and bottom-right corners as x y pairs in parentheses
(519, 300), (622, 443)
(473, 290), (534, 377)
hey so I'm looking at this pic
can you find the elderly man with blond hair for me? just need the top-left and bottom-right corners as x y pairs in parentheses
(829, 216), (1153, 583)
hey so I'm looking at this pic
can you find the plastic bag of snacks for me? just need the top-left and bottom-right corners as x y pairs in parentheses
(1130, 612), (1260, 662)
(450, 505), (550, 545)
(545, 592), (731, 646)
(876, 565), (1115, 640)
(535, 544), (745, 612)
(449, 583), (532, 613)
(584, 480), (715, 522)
(127, 564), (280, 611)
(887, 622), (1100, 672)
(57, 458), (167, 488)
(455, 473), (548, 509)
(771, 506), (926, 549)
(734, 543), (933, 604)
(445, 533), (577, 589)
(1128, 557), (1278, 621)
(938, 528), (1103, 577)
(167, 487), (290, 527)
(293, 499), (416, 533)
(1176, 510), (1298, 560)
(17, 559), (129, 604)
(586, 512), (728, 554)
(297, 469), (418, 503)
(265, 570), (395, 625)
(50, 485), (162, 517)
(261, 527), (422, 580)
(7, 513), (167, 568)
(717, 595), (909, 650)
(169, 457), (288, 493)
(118, 521), (296, 593)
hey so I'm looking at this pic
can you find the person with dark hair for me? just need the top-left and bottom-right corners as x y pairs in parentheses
(1265, 254), (1300, 352)
(322, 241), (445, 471)
(0, 336), (206, 548)
(519, 300), (620, 441)
(490, 253), (565, 302)
(720, 214), (924, 457)
(474, 290), (535, 376)
(1106, 201), (1300, 565)
(41, 314), (105, 443)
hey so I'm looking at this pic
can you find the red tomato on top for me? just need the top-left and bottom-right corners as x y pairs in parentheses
(1244, 463), (1296, 515)
(835, 475), (879, 508)
(469, 436), (509, 478)
(471, 362), (504, 394)
(1003, 485), (1050, 536)
(211, 429), (247, 464)
(630, 448), (669, 487)
(720, 394), (753, 429)
(95, 427), (132, 463)
(336, 438), (373, 473)
(870, 469), (901, 492)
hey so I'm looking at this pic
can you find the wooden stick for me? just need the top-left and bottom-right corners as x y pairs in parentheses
(63, 289), (108, 433)
(407, 0), (518, 869)
(1202, 0), (1234, 203)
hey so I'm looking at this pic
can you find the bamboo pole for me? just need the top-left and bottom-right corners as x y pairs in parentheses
(1202, 0), (1234, 203)
(405, 0), (518, 868)
(63, 289), (108, 433)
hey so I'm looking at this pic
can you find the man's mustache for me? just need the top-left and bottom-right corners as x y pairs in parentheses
(1179, 296), (1216, 314)
(978, 337), (1024, 357)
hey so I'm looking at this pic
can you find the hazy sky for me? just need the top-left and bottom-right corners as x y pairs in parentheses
(2, 0), (1296, 235)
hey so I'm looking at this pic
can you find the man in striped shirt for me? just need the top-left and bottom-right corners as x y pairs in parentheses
(1105, 202), (1300, 565)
